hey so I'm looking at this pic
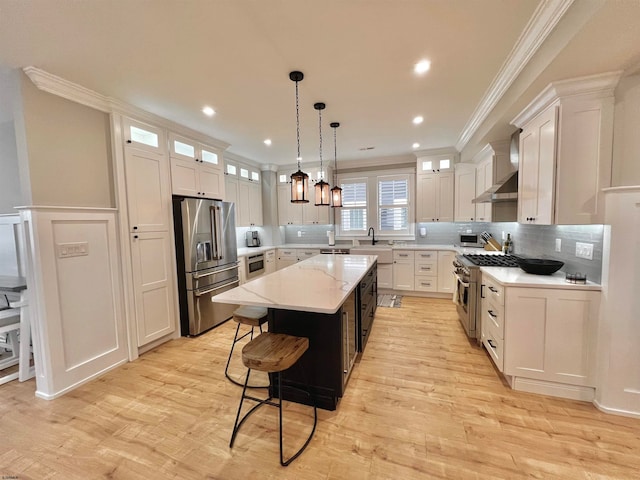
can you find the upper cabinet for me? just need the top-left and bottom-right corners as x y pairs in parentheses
(169, 133), (225, 200)
(225, 160), (263, 227)
(276, 168), (331, 226)
(454, 163), (476, 222)
(471, 141), (515, 223)
(512, 72), (620, 225)
(416, 153), (456, 223)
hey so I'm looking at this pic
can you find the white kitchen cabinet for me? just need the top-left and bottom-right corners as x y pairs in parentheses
(302, 201), (330, 225)
(377, 264), (392, 289)
(474, 157), (492, 222)
(416, 172), (454, 223)
(512, 72), (619, 225)
(264, 249), (276, 274)
(238, 179), (263, 227)
(238, 256), (247, 285)
(130, 231), (176, 346)
(454, 164), (476, 222)
(480, 274), (505, 371)
(504, 287), (599, 389)
(122, 119), (177, 348)
(169, 133), (225, 199)
(277, 184), (303, 225)
(437, 251), (456, 294)
(392, 250), (415, 291)
(414, 251), (437, 292)
(124, 147), (171, 233)
(224, 176), (239, 224)
(417, 155), (454, 174)
(276, 248), (298, 270)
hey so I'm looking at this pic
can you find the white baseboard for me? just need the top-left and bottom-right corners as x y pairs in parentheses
(512, 377), (595, 402)
(593, 399), (640, 419)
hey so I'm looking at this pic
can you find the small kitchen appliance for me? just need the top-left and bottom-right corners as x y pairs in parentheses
(246, 230), (261, 247)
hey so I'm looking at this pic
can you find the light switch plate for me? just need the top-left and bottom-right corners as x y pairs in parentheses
(575, 242), (593, 260)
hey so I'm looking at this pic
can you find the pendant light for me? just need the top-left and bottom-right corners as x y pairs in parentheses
(289, 71), (309, 203)
(330, 122), (343, 207)
(314, 102), (330, 206)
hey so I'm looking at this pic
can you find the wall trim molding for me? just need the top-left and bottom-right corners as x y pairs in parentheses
(456, 0), (576, 151)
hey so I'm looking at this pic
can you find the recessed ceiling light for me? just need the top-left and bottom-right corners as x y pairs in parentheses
(412, 143), (420, 149)
(413, 116), (424, 125)
(264, 139), (272, 146)
(202, 106), (215, 116)
(414, 60), (431, 75)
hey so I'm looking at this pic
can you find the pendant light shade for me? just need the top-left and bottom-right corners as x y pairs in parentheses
(330, 122), (343, 208)
(289, 71), (309, 203)
(314, 102), (330, 206)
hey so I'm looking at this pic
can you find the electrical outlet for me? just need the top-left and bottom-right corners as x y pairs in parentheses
(501, 231), (505, 240)
(555, 238), (562, 252)
(326, 231), (330, 237)
(56, 241), (89, 258)
(575, 242), (593, 260)
(297, 231), (301, 237)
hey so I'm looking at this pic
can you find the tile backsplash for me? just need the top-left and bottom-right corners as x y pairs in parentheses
(416, 221), (604, 283)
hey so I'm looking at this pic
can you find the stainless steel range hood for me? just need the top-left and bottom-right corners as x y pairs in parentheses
(473, 171), (518, 203)
(472, 129), (521, 204)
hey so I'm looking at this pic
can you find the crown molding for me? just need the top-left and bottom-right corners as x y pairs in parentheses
(511, 70), (622, 127)
(455, 0), (575, 151)
(413, 146), (460, 158)
(23, 66), (230, 151)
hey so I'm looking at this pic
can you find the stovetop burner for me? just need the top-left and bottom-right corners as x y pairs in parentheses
(463, 254), (520, 267)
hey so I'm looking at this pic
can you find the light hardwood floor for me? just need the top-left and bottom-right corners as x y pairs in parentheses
(2, 297), (640, 479)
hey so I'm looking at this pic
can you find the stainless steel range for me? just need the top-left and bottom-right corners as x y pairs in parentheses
(453, 254), (519, 341)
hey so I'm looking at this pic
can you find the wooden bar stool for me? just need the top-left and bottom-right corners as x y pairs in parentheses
(229, 332), (317, 466)
(225, 306), (269, 388)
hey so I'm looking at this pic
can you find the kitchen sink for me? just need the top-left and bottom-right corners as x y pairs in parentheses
(351, 246), (393, 263)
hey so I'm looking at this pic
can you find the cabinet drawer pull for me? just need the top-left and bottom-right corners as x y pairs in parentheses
(488, 286), (498, 293)
(487, 339), (497, 349)
(488, 310), (497, 318)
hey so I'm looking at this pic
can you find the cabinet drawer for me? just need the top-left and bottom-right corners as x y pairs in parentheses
(482, 320), (504, 372)
(483, 276), (505, 306)
(414, 275), (437, 292)
(393, 250), (414, 261)
(415, 251), (437, 261)
(415, 260), (437, 276)
(482, 298), (504, 339)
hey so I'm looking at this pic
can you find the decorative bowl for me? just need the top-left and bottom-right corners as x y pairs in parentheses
(515, 258), (564, 275)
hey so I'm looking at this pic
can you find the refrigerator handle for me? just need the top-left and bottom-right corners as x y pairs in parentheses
(210, 205), (224, 260)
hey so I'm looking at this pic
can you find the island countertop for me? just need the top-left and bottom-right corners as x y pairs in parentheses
(212, 254), (377, 314)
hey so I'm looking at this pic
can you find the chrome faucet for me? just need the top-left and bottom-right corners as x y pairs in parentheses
(367, 227), (377, 245)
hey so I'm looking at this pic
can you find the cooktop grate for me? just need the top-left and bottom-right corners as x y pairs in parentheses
(463, 254), (520, 267)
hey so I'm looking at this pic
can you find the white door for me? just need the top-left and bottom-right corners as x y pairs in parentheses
(130, 231), (176, 346)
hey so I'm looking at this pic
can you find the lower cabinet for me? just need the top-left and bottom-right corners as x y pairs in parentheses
(481, 273), (600, 400)
(276, 248), (320, 270)
(392, 250), (415, 290)
(504, 287), (599, 387)
(130, 231), (176, 346)
(357, 263), (377, 351)
(390, 249), (456, 295)
(264, 249), (276, 274)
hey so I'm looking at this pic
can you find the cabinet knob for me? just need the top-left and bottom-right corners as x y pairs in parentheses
(126, 139), (132, 144)
(133, 226), (138, 230)
(133, 235), (138, 239)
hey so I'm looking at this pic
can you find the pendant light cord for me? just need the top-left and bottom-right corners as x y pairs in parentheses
(318, 108), (323, 174)
(295, 80), (301, 169)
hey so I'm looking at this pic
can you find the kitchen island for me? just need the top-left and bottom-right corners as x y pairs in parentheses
(212, 254), (378, 410)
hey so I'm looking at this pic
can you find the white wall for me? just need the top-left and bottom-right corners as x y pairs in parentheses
(0, 121), (21, 213)
(612, 73), (640, 186)
(20, 72), (115, 208)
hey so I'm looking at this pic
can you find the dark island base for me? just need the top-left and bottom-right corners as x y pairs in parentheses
(268, 308), (344, 411)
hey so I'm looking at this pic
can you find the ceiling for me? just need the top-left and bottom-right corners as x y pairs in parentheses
(1, 1), (639, 167)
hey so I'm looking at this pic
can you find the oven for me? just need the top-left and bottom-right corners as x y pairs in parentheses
(453, 258), (477, 340)
(246, 253), (265, 279)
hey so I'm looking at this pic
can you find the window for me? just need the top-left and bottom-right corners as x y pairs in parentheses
(251, 171), (260, 182)
(240, 168), (249, 179)
(378, 176), (409, 232)
(226, 164), (237, 176)
(201, 148), (218, 165)
(336, 169), (414, 238)
(174, 140), (195, 158)
(129, 125), (159, 148)
(340, 179), (367, 232)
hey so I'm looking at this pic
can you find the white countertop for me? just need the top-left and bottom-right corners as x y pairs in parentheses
(213, 254), (378, 314)
(236, 243), (466, 257)
(480, 267), (601, 290)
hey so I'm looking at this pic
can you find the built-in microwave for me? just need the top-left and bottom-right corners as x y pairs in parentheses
(246, 253), (265, 280)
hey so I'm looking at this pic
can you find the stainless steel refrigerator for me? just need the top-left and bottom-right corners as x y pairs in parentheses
(173, 197), (239, 336)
